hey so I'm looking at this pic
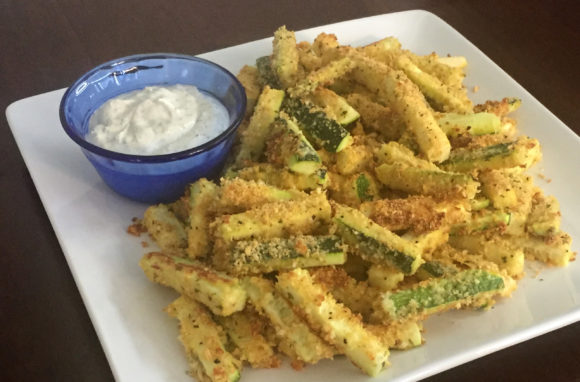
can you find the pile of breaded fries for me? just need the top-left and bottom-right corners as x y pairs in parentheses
(137, 26), (573, 381)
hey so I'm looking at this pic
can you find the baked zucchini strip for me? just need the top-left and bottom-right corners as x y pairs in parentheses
(276, 269), (390, 377)
(375, 163), (479, 199)
(266, 115), (322, 175)
(396, 54), (473, 113)
(415, 260), (459, 280)
(143, 204), (187, 256)
(236, 65), (262, 116)
(234, 86), (285, 167)
(223, 235), (346, 274)
(380, 269), (506, 321)
(441, 137), (541, 172)
(449, 234), (524, 278)
(215, 310), (281, 369)
(309, 87), (360, 125)
(271, 26), (299, 89)
(310, 266), (379, 319)
(376, 141), (440, 170)
(478, 169), (518, 209)
(474, 97), (522, 116)
(256, 56), (281, 89)
(410, 53), (466, 90)
(366, 321), (423, 350)
(352, 54), (451, 162)
(344, 93), (403, 141)
(139, 252), (246, 316)
(436, 55), (467, 69)
(291, 56), (356, 96)
(334, 203), (424, 274)
(243, 276), (335, 364)
(187, 179), (219, 259)
(526, 192), (561, 236)
(229, 163), (328, 190)
(212, 191), (331, 246)
(282, 96), (352, 152)
(513, 232), (574, 267)
(166, 296), (241, 382)
(359, 36), (402, 66)
(450, 209), (511, 235)
(217, 178), (304, 214)
(438, 112), (502, 137)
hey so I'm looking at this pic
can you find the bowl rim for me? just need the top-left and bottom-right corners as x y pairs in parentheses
(59, 53), (247, 163)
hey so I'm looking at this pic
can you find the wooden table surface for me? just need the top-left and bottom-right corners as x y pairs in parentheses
(1, 1), (579, 381)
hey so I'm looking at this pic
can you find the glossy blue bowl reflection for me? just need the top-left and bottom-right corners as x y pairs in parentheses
(60, 54), (246, 203)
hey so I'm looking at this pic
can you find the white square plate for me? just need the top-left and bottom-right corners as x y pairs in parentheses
(7, 10), (580, 382)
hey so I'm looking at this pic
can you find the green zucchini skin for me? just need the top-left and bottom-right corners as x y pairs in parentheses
(334, 204), (423, 274)
(415, 261), (458, 280)
(227, 235), (346, 274)
(441, 137), (541, 172)
(271, 117), (322, 175)
(310, 88), (360, 125)
(381, 269), (505, 320)
(256, 56), (281, 89)
(282, 96), (352, 152)
(355, 173), (374, 202)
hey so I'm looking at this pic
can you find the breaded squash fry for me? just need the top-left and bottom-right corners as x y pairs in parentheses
(312, 32), (342, 65)
(513, 232), (574, 267)
(375, 163), (479, 199)
(215, 309), (281, 369)
(187, 179), (219, 259)
(352, 54), (451, 162)
(345, 93), (403, 140)
(441, 137), (542, 173)
(291, 56), (356, 97)
(310, 266), (379, 318)
(211, 190), (331, 251)
(236, 65), (262, 117)
(166, 296), (242, 382)
(396, 54), (473, 113)
(449, 234), (525, 278)
(526, 191), (561, 236)
(276, 269), (390, 376)
(217, 178), (304, 214)
(366, 321), (423, 350)
(272, 26), (299, 89)
(378, 269), (510, 322)
(231, 163), (328, 191)
(359, 36), (402, 67)
(143, 204), (187, 256)
(140, 252), (247, 316)
(474, 97), (522, 116)
(234, 86), (285, 167)
(243, 276), (335, 364)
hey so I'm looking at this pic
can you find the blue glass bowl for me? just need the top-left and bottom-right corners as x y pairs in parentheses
(60, 53), (246, 204)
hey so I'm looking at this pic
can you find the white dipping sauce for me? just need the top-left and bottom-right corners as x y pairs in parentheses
(86, 84), (230, 155)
